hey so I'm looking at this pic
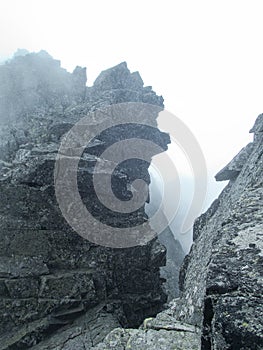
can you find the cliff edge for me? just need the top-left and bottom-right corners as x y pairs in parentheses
(92, 115), (262, 349)
(0, 52), (170, 349)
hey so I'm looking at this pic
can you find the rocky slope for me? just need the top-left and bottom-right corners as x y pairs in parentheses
(0, 52), (172, 349)
(178, 114), (263, 349)
(91, 115), (263, 349)
(1, 51), (262, 350)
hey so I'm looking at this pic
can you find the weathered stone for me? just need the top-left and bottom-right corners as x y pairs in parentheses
(250, 113), (263, 133)
(93, 318), (200, 350)
(4, 49), (262, 349)
(0, 51), (169, 347)
(215, 142), (254, 181)
(5, 278), (40, 298)
(176, 117), (263, 349)
(0, 304), (120, 350)
(93, 62), (144, 92)
(39, 271), (96, 300)
(29, 304), (121, 350)
(92, 115), (263, 350)
(0, 256), (49, 278)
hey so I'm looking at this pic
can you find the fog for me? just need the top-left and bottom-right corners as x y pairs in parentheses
(146, 168), (194, 253)
(1, 0), (262, 250)
(146, 140), (212, 254)
(1, 0), (261, 201)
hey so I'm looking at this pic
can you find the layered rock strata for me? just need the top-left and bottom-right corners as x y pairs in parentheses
(0, 52), (170, 348)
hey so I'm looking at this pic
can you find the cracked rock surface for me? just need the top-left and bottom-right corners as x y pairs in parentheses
(0, 52), (170, 349)
(178, 113), (263, 349)
(1, 51), (262, 349)
(92, 115), (263, 349)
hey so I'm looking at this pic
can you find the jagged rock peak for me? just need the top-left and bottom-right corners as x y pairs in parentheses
(178, 113), (263, 349)
(93, 61), (144, 91)
(0, 51), (164, 124)
(250, 113), (263, 143)
(0, 50), (88, 121)
(250, 113), (263, 133)
(215, 114), (263, 182)
(215, 142), (254, 181)
(0, 51), (169, 348)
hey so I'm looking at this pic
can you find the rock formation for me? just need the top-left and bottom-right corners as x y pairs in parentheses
(0, 52), (171, 349)
(1, 51), (262, 349)
(178, 114), (262, 349)
(89, 115), (263, 349)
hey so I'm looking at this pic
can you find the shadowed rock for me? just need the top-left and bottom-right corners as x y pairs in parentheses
(93, 114), (263, 349)
(215, 142), (254, 181)
(0, 52), (170, 348)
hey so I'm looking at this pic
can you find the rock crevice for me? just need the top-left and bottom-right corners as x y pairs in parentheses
(93, 114), (263, 349)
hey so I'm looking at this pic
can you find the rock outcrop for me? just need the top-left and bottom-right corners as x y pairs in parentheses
(177, 114), (262, 349)
(1, 51), (262, 349)
(92, 115), (263, 349)
(0, 52), (171, 348)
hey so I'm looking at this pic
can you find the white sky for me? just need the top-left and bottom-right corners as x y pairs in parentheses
(1, 0), (262, 206)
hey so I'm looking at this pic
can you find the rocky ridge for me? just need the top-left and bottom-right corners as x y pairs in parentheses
(0, 51), (175, 349)
(1, 51), (261, 349)
(91, 115), (263, 349)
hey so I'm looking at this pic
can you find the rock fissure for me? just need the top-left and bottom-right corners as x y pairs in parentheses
(91, 115), (263, 349)
(0, 51), (262, 349)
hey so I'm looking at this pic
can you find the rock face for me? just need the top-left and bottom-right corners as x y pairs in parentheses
(215, 142), (254, 181)
(158, 227), (185, 301)
(1, 51), (262, 350)
(178, 114), (263, 349)
(93, 115), (263, 349)
(0, 52), (171, 348)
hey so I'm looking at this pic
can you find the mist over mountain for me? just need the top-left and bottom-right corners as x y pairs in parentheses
(0, 50), (262, 349)
(0, 50), (179, 348)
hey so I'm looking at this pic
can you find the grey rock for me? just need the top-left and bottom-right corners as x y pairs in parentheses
(0, 51), (169, 348)
(0, 304), (120, 350)
(215, 142), (254, 181)
(93, 115), (263, 350)
(3, 49), (261, 350)
(93, 62), (144, 92)
(250, 113), (263, 133)
(0, 256), (49, 278)
(250, 113), (263, 143)
(92, 307), (201, 350)
(192, 198), (220, 241)
(177, 117), (263, 349)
